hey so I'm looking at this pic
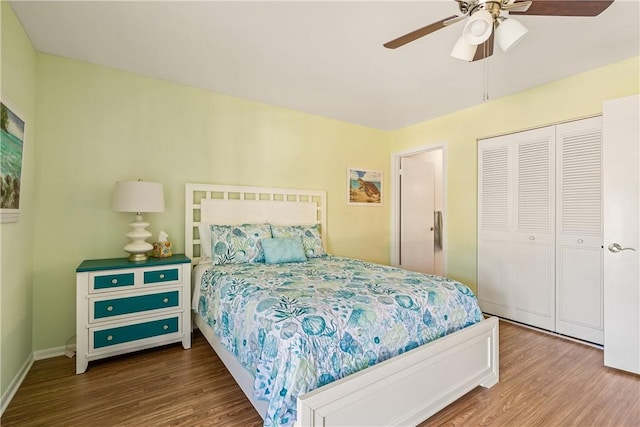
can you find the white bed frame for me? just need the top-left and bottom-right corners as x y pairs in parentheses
(185, 183), (499, 427)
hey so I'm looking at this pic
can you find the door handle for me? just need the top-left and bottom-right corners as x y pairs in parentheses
(608, 243), (637, 253)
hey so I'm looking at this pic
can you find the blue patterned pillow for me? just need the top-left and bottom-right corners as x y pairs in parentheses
(210, 223), (272, 265)
(271, 224), (326, 258)
(262, 237), (307, 264)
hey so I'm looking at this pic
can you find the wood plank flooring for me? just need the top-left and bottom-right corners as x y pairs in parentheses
(2, 320), (639, 426)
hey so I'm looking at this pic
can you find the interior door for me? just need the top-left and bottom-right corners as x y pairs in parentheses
(603, 95), (640, 374)
(400, 157), (435, 273)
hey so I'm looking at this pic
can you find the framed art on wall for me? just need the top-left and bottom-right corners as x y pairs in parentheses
(347, 167), (382, 206)
(1, 97), (26, 223)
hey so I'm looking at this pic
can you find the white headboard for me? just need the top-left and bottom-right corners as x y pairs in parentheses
(185, 183), (327, 264)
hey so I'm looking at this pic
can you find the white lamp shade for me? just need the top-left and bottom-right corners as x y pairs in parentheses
(495, 18), (528, 52)
(451, 36), (478, 61)
(463, 10), (494, 45)
(112, 180), (165, 213)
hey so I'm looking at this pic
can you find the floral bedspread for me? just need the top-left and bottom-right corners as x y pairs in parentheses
(195, 255), (483, 427)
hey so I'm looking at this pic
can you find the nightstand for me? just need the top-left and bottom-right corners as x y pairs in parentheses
(76, 254), (192, 374)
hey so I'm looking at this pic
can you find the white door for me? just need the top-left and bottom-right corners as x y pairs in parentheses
(512, 128), (556, 331)
(477, 126), (556, 331)
(555, 117), (604, 344)
(603, 95), (640, 374)
(400, 157), (435, 273)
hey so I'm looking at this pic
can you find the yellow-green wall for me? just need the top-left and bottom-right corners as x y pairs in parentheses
(1, 1), (37, 398)
(32, 54), (390, 350)
(390, 56), (640, 289)
(1, 0), (639, 405)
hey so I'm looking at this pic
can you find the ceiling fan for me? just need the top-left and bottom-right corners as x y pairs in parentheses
(383, 0), (614, 62)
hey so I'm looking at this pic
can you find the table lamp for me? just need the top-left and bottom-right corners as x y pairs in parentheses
(112, 179), (165, 261)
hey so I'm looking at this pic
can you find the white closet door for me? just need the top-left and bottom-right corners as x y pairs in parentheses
(478, 141), (512, 319)
(555, 117), (604, 344)
(512, 127), (556, 330)
(478, 126), (555, 330)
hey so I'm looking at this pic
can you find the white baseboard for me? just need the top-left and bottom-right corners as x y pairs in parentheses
(33, 344), (75, 361)
(1, 344), (77, 416)
(0, 353), (34, 416)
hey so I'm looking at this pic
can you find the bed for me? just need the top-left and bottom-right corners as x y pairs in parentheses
(185, 183), (498, 427)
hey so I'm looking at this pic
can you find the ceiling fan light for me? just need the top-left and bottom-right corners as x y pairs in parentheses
(462, 10), (494, 45)
(495, 18), (528, 52)
(450, 36), (478, 61)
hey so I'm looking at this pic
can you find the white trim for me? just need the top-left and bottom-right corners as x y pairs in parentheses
(390, 143), (448, 273)
(33, 344), (75, 361)
(0, 353), (33, 416)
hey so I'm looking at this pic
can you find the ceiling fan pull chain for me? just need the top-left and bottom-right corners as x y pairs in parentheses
(483, 56), (490, 102)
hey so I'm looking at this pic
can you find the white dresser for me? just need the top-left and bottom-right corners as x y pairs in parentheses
(76, 254), (191, 374)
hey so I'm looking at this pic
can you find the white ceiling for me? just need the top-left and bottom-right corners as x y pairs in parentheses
(9, 0), (640, 131)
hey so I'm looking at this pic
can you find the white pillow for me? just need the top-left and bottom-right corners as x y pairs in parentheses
(198, 223), (212, 260)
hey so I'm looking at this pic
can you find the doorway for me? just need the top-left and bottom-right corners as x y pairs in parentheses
(391, 144), (446, 276)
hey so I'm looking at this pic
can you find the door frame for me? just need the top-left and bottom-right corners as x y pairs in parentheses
(390, 142), (447, 274)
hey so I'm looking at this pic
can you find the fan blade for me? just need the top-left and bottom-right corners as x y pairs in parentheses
(472, 32), (495, 61)
(503, 1), (532, 13)
(509, 0), (614, 16)
(384, 15), (460, 49)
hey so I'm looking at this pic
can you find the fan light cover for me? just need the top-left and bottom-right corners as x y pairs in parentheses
(462, 10), (494, 45)
(451, 36), (478, 61)
(495, 18), (529, 51)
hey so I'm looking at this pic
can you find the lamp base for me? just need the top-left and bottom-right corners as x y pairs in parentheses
(127, 252), (149, 262)
(123, 213), (153, 262)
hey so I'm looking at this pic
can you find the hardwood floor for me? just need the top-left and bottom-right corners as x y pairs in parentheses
(2, 320), (639, 426)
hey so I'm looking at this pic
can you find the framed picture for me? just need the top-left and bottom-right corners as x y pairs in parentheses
(1, 97), (26, 223)
(347, 167), (382, 206)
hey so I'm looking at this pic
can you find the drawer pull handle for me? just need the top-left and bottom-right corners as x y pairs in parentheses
(111, 279), (118, 284)
(578, 238), (584, 244)
(529, 236), (535, 241)
(163, 325), (169, 330)
(163, 298), (169, 303)
(159, 274), (165, 279)
(107, 335), (113, 341)
(107, 305), (114, 312)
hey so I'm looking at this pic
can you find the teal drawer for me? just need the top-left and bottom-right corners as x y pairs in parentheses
(93, 317), (179, 349)
(144, 268), (179, 284)
(94, 272), (135, 290)
(94, 291), (179, 319)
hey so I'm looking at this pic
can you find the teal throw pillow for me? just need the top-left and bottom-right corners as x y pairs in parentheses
(262, 237), (307, 264)
(271, 224), (326, 258)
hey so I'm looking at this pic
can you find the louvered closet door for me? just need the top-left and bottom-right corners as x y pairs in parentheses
(478, 126), (556, 330)
(512, 127), (556, 331)
(478, 139), (513, 319)
(556, 117), (603, 344)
